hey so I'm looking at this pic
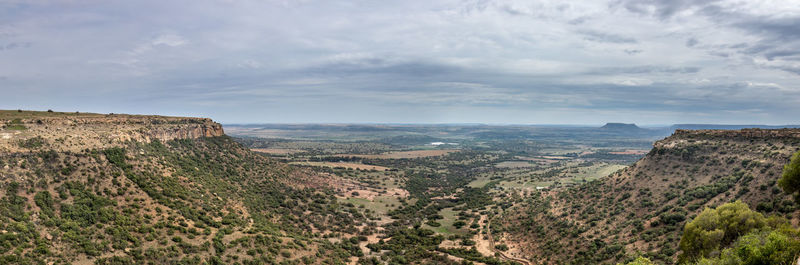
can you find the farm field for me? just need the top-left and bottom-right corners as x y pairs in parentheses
(290, 161), (391, 171)
(250, 148), (304, 155)
(227, 123), (662, 264)
(336, 149), (459, 159)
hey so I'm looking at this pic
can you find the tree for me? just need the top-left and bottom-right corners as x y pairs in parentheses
(779, 150), (800, 202)
(690, 229), (800, 265)
(678, 201), (766, 263)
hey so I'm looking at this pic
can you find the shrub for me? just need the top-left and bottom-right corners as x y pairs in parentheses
(6, 118), (26, 130)
(678, 201), (766, 263)
(779, 150), (800, 202)
(692, 229), (800, 265)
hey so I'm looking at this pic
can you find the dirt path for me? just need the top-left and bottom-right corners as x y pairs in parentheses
(485, 217), (531, 265)
(474, 215), (494, 256)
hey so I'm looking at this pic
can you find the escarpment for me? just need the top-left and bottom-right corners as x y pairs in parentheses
(0, 110), (370, 264)
(0, 110), (224, 152)
(501, 128), (800, 264)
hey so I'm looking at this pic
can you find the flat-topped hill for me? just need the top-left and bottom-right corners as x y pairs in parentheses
(600, 122), (641, 130)
(0, 110), (223, 152)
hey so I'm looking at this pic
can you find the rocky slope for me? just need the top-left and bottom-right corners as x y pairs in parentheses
(0, 110), (224, 153)
(499, 128), (800, 264)
(0, 110), (371, 264)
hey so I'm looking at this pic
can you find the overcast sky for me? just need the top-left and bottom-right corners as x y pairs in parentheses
(1, 0), (799, 124)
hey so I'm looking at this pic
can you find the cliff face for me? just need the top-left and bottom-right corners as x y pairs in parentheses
(0, 111), (366, 265)
(0, 111), (225, 152)
(503, 128), (800, 264)
(662, 128), (800, 143)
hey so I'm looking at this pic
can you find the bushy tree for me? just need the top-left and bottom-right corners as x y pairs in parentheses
(678, 201), (766, 263)
(691, 229), (800, 265)
(779, 150), (800, 202)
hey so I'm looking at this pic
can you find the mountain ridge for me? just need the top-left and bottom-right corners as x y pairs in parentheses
(0, 110), (224, 153)
(499, 128), (800, 264)
(0, 110), (375, 264)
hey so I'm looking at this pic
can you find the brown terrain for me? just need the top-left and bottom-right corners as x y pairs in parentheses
(0, 110), (223, 152)
(0, 110), (373, 264)
(499, 128), (800, 264)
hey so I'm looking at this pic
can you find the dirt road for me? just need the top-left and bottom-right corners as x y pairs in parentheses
(485, 218), (531, 265)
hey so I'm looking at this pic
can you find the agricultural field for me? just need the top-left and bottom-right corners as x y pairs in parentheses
(227, 123), (660, 264)
(289, 161), (391, 171)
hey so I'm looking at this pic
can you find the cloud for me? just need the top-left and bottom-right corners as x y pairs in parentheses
(614, 0), (723, 19)
(0, 0), (798, 124)
(578, 30), (637, 43)
(685, 38), (698, 47)
(151, 34), (187, 47)
(301, 56), (462, 78)
(586, 65), (701, 75)
(623, 49), (642, 55)
(0, 42), (31, 51)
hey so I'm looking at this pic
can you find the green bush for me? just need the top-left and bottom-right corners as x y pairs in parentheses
(678, 201), (766, 263)
(6, 119), (26, 130)
(692, 229), (800, 265)
(779, 150), (800, 202)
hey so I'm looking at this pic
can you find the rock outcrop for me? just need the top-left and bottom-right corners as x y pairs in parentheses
(0, 111), (225, 152)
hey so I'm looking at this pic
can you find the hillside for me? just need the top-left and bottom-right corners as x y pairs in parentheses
(600, 123), (641, 131)
(497, 129), (800, 264)
(0, 111), (377, 264)
(0, 110), (224, 153)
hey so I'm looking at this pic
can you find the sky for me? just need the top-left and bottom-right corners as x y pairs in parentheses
(1, 0), (799, 125)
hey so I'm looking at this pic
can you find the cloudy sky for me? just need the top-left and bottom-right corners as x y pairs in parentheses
(1, 0), (799, 124)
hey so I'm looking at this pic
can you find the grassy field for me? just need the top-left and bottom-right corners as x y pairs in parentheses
(564, 163), (627, 183)
(250, 148), (304, 155)
(468, 176), (493, 188)
(422, 207), (466, 235)
(494, 162), (626, 190)
(336, 149), (459, 159)
(494, 161), (536, 168)
(342, 195), (403, 216)
(290, 161), (391, 171)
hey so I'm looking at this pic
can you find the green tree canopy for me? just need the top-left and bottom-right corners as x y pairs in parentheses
(690, 228), (800, 265)
(779, 150), (800, 202)
(678, 201), (767, 263)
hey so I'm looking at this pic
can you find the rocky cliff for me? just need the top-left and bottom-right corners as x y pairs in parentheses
(0, 110), (224, 152)
(503, 128), (800, 264)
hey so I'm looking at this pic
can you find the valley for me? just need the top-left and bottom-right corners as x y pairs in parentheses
(1, 111), (799, 265)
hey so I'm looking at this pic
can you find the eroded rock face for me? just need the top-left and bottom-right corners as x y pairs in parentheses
(672, 128), (800, 139)
(0, 113), (225, 152)
(654, 128), (800, 150)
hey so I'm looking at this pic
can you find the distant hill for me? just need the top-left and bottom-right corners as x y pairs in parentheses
(600, 122), (642, 130)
